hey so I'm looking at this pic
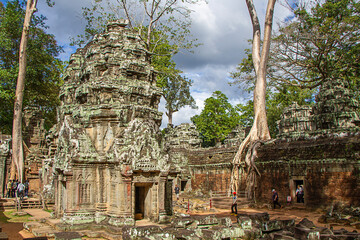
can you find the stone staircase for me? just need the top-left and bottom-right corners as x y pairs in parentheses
(0, 198), (54, 210)
(211, 191), (252, 209)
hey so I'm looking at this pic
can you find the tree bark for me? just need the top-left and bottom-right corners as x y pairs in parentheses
(167, 109), (173, 126)
(12, 0), (38, 183)
(230, 0), (276, 198)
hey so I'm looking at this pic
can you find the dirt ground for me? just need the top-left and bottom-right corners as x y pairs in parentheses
(0, 201), (357, 239)
(174, 197), (359, 233)
(0, 210), (25, 240)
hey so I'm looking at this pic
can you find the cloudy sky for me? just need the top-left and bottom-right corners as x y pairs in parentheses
(2, 0), (293, 128)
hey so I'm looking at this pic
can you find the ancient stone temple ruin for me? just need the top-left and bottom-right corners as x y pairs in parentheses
(0, 107), (48, 197)
(255, 78), (360, 206)
(54, 20), (173, 228)
(163, 78), (360, 207)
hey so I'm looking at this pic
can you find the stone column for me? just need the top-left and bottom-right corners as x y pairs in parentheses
(0, 152), (7, 197)
(123, 176), (132, 216)
(54, 174), (60, 218)
(120, 165), (132, 215)
(96, 166), (107, 212)
(158, 172), (167, 222)
(64, 171), (74, 212)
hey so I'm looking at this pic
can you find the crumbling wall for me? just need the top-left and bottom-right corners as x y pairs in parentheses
(256, 135), (360, 206)
(188, 147), (236, 196)
(0, 133), (11, 196)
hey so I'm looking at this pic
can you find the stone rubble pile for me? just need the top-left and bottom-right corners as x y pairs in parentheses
(318, 205), (360, 230)
(121, 212), (360, 240)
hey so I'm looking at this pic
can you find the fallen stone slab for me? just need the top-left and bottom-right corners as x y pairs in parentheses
(122, 225), (164, 240)
(237, 215), (254, 230)
(262, 219), (295, 233)
(237, 212), (270, 232)
(167, 228), (199, 240)
(297, 218), (317, 229)
(171, 215), (232, 229)
(294, 226), (320, 240)
(31, 225), (58, 238)
(237, 212), (270, 224)
(54, 232), (82, 240)
(272, 232), (297, 240)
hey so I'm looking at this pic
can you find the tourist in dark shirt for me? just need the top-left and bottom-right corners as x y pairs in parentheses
(272, 189), (282, 209)
(174, 185), (180, 200)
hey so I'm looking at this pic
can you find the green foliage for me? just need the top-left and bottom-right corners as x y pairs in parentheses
(236, 100), (253, 128)
(266, 86), (314, 137)
(191, 91), (240, 146)
(237, 86), (314, 137)
(230, 0), (359, 137)
(0, 210), (32, 223)
(270, 0), (360, 91)
(71, 0), (201, 53)
(152, 29), (196, 122)
(0, 0), (64, 134)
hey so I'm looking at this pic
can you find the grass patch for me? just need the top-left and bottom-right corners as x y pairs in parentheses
(1, 210), (32, 223)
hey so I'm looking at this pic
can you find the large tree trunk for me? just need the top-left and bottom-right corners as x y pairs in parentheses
(230, 0), (276, 199)
(167, 109), (173, 126)
(12, 0), (38, 183)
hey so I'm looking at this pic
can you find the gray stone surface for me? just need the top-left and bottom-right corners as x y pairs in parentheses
(53, 20), (172, 228)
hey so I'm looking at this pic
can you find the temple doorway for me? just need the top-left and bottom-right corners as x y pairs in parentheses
(181, 180), (187, 191)
(291, 179), (305, 203)
(135, 184), (152, 220)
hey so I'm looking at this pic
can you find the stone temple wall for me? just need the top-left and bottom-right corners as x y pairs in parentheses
(187, 147), (235, 195)
(163, 124), (244, 196)
(0, 133), (11, 196)
(255, 135), (360, 206)
(0, 107), (48, 198)
(54, 20), (173, 228)
(165, 89), (359, 207)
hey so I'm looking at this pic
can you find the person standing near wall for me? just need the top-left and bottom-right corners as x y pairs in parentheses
(231, 192), (237, 215)
(174, 185), (180, 201)
(24, 179), (29, 197)
(11, 180), (17, 197)
(16, 181), (25, 201)
(272, 189), (282, 209)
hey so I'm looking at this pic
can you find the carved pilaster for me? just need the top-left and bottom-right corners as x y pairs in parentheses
(158, 172), (168, 221)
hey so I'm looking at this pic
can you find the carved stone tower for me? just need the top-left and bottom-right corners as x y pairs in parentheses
(312, 79), (360, 130)
(54, 20), (172, 227)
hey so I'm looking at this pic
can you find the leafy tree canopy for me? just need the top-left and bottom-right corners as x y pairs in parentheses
(237, 85), (314, 137)
(152, 30), (197, 125)
(191, 91), (240, 147)
(72, 0), (201, 53)
(230, 0), (360, 137)
(0, 0), (64, 134)
(271, 0), (360, 91)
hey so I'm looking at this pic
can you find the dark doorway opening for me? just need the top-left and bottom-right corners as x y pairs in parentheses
(135, 186), (145, 220)
(181, 180), (187, 191)
(135, 184), (152, 220)
(135, 186), (151, 220)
